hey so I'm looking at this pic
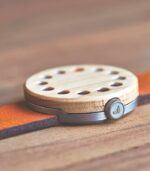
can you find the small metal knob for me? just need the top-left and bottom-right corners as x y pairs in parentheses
(105, 98), (125, 120)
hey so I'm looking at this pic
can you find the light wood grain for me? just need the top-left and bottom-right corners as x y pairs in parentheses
(25, 64), (138, 113)
(0, 0), (150, 171)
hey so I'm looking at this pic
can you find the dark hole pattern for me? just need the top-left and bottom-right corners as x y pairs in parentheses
(43, 87), (54, 91)
(95, 68), (104, 72)
(118, 76), (126, 80)
(110, 71), (119, 75)
(111, 82), (123, 87)
(37, 68), (126, 95)
(75, 68), (84, 72)
(39, 81), (48, 85)
(58, 70), (66, 74)
(58, 90), (70, 94)
(97, 88), (110, 92)
(45, 75), (53, 79)
(78, 91), (90, 95)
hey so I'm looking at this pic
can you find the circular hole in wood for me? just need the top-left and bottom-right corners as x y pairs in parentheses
(58, 70), (66, 74)
(45, 75), (53, 79)
(78, 91), (90, 95)
(97, 88), (110, 92)
(95, 68), (104, 72)
(43, 87), (54, 91)
(39, 81), (48, 86)
(75, 68), (84, 72)
(58, 90), (70, 94)
(110, 71), (119, 75)
(111, 82), (123, 87)
(118, 76), (126, 80)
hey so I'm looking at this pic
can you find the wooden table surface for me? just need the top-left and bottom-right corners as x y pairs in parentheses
(0, 0), (150, 170)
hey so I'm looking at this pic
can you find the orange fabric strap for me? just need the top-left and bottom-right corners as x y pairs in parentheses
(0, 103), (58, 139)
(137, 71), (150, 105)
(138, 71), (150, 95)
(0, 71), (150, 139)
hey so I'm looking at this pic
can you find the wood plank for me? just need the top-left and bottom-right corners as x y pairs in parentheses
(52, 143), (150, 171)
(0, 104), (150, 170)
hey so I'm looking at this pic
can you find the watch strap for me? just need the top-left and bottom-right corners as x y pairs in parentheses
(0, 102), (58, 139)
(138, 71), (150, 105)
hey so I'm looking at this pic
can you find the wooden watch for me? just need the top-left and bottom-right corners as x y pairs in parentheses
(0, 65), (149, 139)
(24, 65), (138, 124)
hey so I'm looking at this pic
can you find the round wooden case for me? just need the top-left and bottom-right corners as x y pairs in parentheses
(24, 65), (139, 114)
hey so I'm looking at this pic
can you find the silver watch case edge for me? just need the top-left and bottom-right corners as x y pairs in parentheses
(26, 98), (138, 125)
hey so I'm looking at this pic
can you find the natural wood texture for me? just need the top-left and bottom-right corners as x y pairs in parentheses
(25, 64), (138, 113)
(0, 0), (150, 171)
(52, 144), (150, 171)
(0, 104), (150, 171)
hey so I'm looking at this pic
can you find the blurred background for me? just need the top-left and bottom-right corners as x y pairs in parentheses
(0, 0), (150, 104)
